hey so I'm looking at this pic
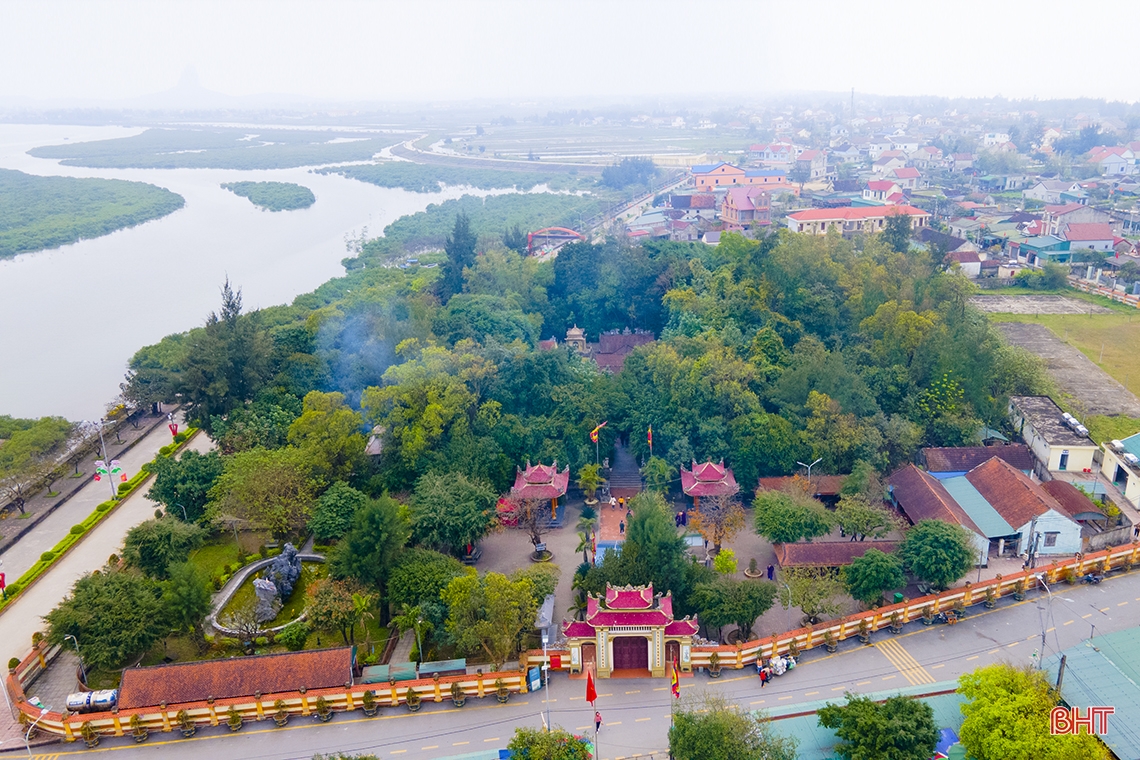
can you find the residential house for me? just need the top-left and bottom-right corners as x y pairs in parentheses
(1025, 181), (1082, 205)
(872, 154), (907, 175)
(795, 148), (827, 180)
(1040, 480), (1133, 552)
(1009, 396), (1098, 477)
(949, 153), (976, 171)
(1043, 203), (1112, 236)
(1102, 434), (1140, 510)
(890, 136), (920, 153)
(862, 180), (904, 204)
(867, 138), (894, 160)
(785, 205), (931, 235)
(721, 187), (770, 231)
(886, 465), (990, 565)
(691, 162), (795, 193)
(749, 142), (797, 169)
(909, 145), (943, 168)
(983, 132), (1011, 146)
(889, 166), (922, 190)
(1061, 222), (1115, 252)
(918, 228), (979, 255)
(921, 445), (1035, 479)
(945, 250), (982, 277)
(1087, 146), (1135, 176)
(830, 143), (863, 162)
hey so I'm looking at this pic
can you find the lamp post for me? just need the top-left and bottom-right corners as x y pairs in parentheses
(63, 635), (84, 681)
(1034, 574), (1053, 670)
(541, 630), (550, 732)
(796, 458), (822, 492)
(91, 419), (121, 501)
(25, 707), (48, 758)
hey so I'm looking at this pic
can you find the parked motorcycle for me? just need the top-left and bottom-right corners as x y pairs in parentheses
(1079, 573), (1104, 585)
(934, 611), (959, 625)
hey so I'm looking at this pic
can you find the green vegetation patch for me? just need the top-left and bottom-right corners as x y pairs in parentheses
(28, 128), (402, 170)
(318, 162), (588, 193)
(217, 561), (326, 625)
(0, 168), (184, 259)
(222, 181), (315, 212)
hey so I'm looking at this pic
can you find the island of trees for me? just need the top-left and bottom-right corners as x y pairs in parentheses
(222, 181), (316, 212)
(0, 168), (184, 259)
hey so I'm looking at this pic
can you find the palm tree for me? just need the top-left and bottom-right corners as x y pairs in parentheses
(350, 592), (375, 645)
(567, 593), (588, 621)
(576, 530), (592, 564)
(577, 464), (603, 502)
(392, 605), (431, 664)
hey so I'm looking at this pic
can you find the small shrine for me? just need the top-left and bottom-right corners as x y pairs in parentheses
(680, 459), (739, 509)
(510, 461), (570, 519)
(562, 584), (698, 678)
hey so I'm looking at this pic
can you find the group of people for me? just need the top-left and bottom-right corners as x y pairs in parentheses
(757, 654), (796, 687)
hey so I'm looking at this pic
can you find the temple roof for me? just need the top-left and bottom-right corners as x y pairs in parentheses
(511, 462), (570, 500)
(680, 460), (739, 497)
(606, 584), (654, 609)
(562, 584), (698, 638)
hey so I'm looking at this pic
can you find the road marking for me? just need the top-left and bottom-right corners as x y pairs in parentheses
(1008, 642), (1019, 648)
(599, 693), (614, 697)
(391, 752), (407, 756)
(931, 664), (945, 669)
(548, 699), (557, 703)
(636, 717), (651, 722)
(653, 687), (667, 691)
(453, 742), (469, 746)
(832, 686), (845, 691)
(1064, 620), (1074, 625)
(576, 726), (590, 731)
(750, 700), (766, 705)
(778, 695), (793, 700)
(856, 680), (871, 686)
(805, 691), (819, 696)
(1027, 635), (1036, 640)
(1101, 607), (1110, 612)
(967, 656), (979, 661)
(989, 649), (999, 654)
(876, 638), (937, 686)
(625, 690), (640, 694)
(882, 675), (896, 680)
(1047, 627), (1055, 633)
(484, 737), (499, 742)
(1119, 602), (1129, 607)
(609, 721), (622, 726)
(421, 746), (438, 751)
(1082, 614), (1093, 619)
(570, 696), (583, 701)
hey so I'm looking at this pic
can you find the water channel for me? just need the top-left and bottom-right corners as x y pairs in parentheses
(0, 124), (475, 419)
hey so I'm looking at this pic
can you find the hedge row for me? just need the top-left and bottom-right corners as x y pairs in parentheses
(0, 427), (199, 612)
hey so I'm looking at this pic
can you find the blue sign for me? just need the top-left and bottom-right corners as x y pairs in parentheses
(528, 665), (542, 692)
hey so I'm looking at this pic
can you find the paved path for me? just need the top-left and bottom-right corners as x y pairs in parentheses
(26, 571), (1140, 760)
(0, 425), (212, 748)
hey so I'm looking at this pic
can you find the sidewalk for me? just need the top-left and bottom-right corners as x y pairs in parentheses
(0, 427), (213, 750)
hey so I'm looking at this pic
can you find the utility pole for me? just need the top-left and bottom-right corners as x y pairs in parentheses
(93, 419), (120, 501)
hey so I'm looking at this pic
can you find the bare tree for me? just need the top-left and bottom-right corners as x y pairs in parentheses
(511, 497), (556, 554)
(690, 491), (745, 553)
(220, 600), (266, 652)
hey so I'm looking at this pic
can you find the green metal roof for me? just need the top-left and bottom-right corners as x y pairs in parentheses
(1044, 627), (1140, 760)
(979, 426), (1010, 442)
(1120, 432), (1140, 459)
(767, 682), (966, 760)
(941, 476), (1016, 537)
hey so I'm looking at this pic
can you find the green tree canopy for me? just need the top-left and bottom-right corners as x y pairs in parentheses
(437, 212), (477, 303)
(842, 549), (906, 607)
(145, 449), (225, 523)
(692, 577), (776, 641)
(817, 693), (939, 760)
(670, 693), (797, 760)
(777, 567), (844, 624)
(286, 390), (366, 482)
(162, 561), (212, 636)
(329, 494), (409, 596)
(409, 471), (497, 555)
(207, 446), (322, 540)
(442, 570), (537, 669)
(387, 548), (466, 610)
(754, 489), (835, 544)
(306, 578), (369, 645)
(958, 663), (1109, 760)
(0, 416), (73, 512)
(308, 481), (370, 542)
(507, 727), (592, 760)
(899, 519), (977, 591)
(834, 496), (897, 541)
(46, 567), (166, 671)
(122, 517), (206, 579)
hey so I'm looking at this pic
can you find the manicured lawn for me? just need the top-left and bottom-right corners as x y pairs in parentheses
(217, 561), (327, 624)
(187, 539), (243, 578)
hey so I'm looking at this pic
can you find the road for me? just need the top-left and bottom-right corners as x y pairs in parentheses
(24, 570), (1140, 760)
(0, 419), (211, 748)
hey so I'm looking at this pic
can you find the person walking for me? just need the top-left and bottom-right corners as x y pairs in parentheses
(595, 711), (602, 732)
(619, 520), (625, 535)
(766, 564), (775, 581)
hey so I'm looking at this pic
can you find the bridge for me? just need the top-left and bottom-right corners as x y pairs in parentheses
(527, 226), (584, 254)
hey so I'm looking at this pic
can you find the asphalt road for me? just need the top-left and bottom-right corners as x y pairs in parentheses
(24, 570), (1140, 760)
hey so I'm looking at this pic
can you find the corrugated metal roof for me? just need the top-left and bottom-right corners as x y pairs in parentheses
(1044, 627), (1140, 760)
(1121, 432), (1140, 459)
(941, 476), (1015, 537)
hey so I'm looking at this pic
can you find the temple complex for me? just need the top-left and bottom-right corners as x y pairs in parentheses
(562, 584), (699, 678)
(680, 459), (739, 509)
(510, 461), (570, 519)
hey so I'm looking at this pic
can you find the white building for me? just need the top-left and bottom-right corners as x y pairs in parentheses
(1009, 396), (1099, 478)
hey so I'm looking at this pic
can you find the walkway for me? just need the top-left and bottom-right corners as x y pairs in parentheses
(0, 424), (212, 748)
(606, 444), (642, 498)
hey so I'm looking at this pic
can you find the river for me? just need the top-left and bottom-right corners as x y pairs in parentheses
(0, 124), (476, 420)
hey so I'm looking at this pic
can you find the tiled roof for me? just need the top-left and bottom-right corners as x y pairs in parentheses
(1063, 222), (1114, 241)
(511, 462), (570, 500)
(788, 205), (930, 222)
(964, 458), (1070, 531)
(1040, 480), (1102, 521)
(1045, 203), (1084, 216)
(888, 464), (983, 534)
(923, 446), (1034, 473)
(606, 585), (654, 609)
(774, 541), (900, 568)
(867, 180), (898, 191)
(757, 475), (846, 496)
(892, 167), (921, 178)
(664, 619), (700, 636)
(681, 461), (739, 497)
(118, 648), (354, 709)
(947, 250), (980, 263)
(562, 621), (595, 638)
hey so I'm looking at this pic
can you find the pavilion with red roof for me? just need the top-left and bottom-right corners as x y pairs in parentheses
(562, 583), (698, 678)
(680, 459), (739, 508)
(510, 461), (570, 519)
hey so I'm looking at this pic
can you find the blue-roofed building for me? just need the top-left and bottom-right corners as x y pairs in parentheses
(1044, 627), (1140, 760)
(1101, 432), (1140, 510)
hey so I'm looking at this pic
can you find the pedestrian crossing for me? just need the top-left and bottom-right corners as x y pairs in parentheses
(875, 638), (936, 686)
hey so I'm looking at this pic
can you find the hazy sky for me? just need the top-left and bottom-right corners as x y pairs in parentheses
(2, 0), (1136, 105)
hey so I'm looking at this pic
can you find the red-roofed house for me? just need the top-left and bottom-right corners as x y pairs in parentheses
(946, 250), (981, 277)
(872, 154), (907, 175)
(795, 148), (827, 180)
(681, 460), (739, 508)
(889, 166), (922, 190)
(511, 461), (570, 518)
(1043, 203), (1112, 236)
(721, 187), (771, 231)
(562, 584), (699, 678)
(786, 205), (931, 236)
(863, 180), (902, 204)
(1086, 145), (1135, 176)
(1061, 222), (1115, 252)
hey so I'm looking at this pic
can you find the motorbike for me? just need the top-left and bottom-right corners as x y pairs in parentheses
(1079, 573), (1104, 585)
(934, 611), (959, 625)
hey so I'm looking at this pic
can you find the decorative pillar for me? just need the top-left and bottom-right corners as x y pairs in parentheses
(207, 697), (218, 726)
(433, 675), (442, 703)
(63, 718), (75, 742)
(476, 671), (485, 698)
(518, 666), (527, 694)
(390, 682), (399, 706)
(159, 703), (171, 732)
(345, 684), (355, 711)
(300, 689), (310, 717)
(254, 692), (264, 720)
(111, 711), (123, 737)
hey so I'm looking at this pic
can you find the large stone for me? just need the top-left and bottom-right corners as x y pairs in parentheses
(266, 543), (302, 599)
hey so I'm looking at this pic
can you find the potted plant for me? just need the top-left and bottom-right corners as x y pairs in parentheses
(8, 657), (19, 675)
(227, 706), (243, 732)
(1062, 566), (1076, 585)
(451, 681), (466, 707)
(405, 688), (422, 712)
(273, 699), (289, 727)
(81, 721), (99, 748)
(922, 606), (934, 626)
(361, 690), (378, 717)
(889, 611), (903, 634)
(823, 630), (838, 654)
(858, 618), (871, 644)
(708, 651), (722, 678)
(177, 709), (195, 737)
(787, 637), (800, 658)
(1013, 578), (1026, 602)
(984, 586), (997, 609)
(129, 714), (148, 743)
(495, 678), (510, 704)
(315, 696), (333, 722)
(954, 597), (967, 618)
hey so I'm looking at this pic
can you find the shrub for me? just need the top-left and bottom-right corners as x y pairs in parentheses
(96, 501), (114, 512)
(254, 636), (269, 647)
(277, 621), (310, 652)
(158, 445), (174, 457)
(173, 432), (188, 444)
(7, 657), (20, 671)
(70, 525), (86, 535)
(40, 551), (55, 562)
(5, 583), (19, 595)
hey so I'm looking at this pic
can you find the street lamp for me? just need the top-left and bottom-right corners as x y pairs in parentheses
(25, 707), (48, 758)
(541, 630), (550, 732)
(796, 458), (823, 491)
(1034, 574), (1054, 670)
(89, 419), (122, 501)
(63, 635), (84, 680)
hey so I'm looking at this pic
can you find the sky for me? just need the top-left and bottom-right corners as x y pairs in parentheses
(1, 0), (1136, 106)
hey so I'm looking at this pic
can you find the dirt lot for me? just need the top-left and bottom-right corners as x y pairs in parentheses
(970, 295), (1113, 314)
(995, 322), (1140, 417)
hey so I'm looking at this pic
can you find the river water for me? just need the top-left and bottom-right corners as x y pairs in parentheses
(0, 124), (475, 420)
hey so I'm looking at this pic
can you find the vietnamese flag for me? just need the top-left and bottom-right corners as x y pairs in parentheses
(590, 421), (607, 444)
(647, 425), (653, 448)
(671, 659), (680, 698)
(586, 668), (597, 705)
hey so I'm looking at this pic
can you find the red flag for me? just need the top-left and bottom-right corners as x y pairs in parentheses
(586, 668), (597, 705)
(590, 421), (607, 443)
(647, 426), (653, 448)
(671, 659), (680, 698)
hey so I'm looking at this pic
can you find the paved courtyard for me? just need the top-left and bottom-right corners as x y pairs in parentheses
(969, 294), (1113, 314)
